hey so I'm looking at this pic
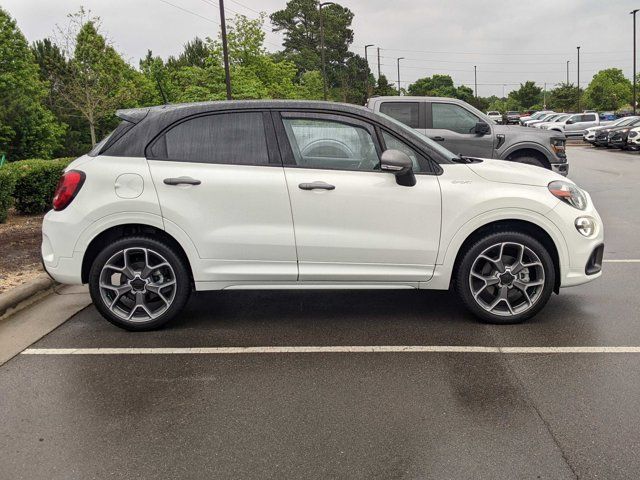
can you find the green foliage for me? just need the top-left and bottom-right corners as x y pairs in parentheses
(373, 74), (398, 96)
(7, 158), (73, 215)
(0, 167), (16, 223)
(0, 7), (64, 160)
(547, 83), (581, 111)
(508, 81), (542, 109)
(584, 69), (632, 111)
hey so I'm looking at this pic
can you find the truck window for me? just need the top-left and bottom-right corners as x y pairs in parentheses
(379, 102), (420, 128)
(432, 103), (479, 134)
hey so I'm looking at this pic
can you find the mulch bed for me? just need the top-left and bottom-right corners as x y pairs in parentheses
(0, 210), (45, 294)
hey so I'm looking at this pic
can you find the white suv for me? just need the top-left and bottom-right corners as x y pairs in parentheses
(42, 101), (604, 330)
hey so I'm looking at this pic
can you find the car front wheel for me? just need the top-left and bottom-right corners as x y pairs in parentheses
(88, 236), (191, 331)
(455, 231), (555, 324)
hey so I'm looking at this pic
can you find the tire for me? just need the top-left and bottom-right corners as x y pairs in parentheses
(88, 236), (191, 331)
(454, 231), (555, 324)
(510, 155), (546, 169)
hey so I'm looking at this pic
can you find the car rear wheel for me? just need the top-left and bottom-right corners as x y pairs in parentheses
(455, 231), (555, 324)
(88, 236), (191, 331)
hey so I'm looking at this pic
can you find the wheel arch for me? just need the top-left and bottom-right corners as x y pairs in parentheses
(451, 219), (562, 293)
(81, 224), (195, 285)
(501, 146), (552, 169)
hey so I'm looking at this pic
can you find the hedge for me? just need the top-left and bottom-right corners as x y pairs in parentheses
(0, 168), (16, 223)
(0, 157), (74, 222)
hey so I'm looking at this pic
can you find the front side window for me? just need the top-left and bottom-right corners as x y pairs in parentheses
(379, 102), (420, 128)
(150, 112), (269, 165)
(432, 103), (479, 134)
(282, 118), (379, 171)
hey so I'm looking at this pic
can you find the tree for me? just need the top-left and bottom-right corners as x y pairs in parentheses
(508, 81), (542, 109)
(584, 68), (632, 111)
(51, 9), (145, 146)
(0, 7), (64, 160)
(548, 83), (580, 112)
(166, 37), (208, 69)
(408, 74), (456, 97)
(373, 74), (398, 96)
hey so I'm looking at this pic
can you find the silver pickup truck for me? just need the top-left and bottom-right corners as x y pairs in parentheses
(366, 96), (568, 175)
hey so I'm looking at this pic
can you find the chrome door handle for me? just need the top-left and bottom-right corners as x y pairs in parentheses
(298, 181), (335, 191)
(163, 177), (201, 186)
(432, 136), (445, 141)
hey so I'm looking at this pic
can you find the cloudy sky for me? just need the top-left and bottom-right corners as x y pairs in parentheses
(3, 0), (637, 97)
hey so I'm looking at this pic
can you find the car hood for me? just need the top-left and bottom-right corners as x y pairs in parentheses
(465, 158), (562, 186)
(492, 123), (563, 139)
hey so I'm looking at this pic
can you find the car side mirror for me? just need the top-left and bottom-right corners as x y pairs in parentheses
(475, 122), (490, 135)
(381, 149), (416, 187)
(566, 119), (574, 125)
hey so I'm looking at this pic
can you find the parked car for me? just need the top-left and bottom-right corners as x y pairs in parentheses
(366, 96), (568, 174)
(524, 113), (561, 127)
(504, 111), (522, 125)
(626, 125), (640, 150)
(42, 100), (602, 330)
(544, 112), (601, 137)
(486, 111), (503, 123)
(519, 110), (554, 125)
(583, 116), (639, 144)
(593, 118), (640, 147)
(534, 114), (572, 129)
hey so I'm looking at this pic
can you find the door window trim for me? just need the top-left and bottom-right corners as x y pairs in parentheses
(144, 109), (282, 166)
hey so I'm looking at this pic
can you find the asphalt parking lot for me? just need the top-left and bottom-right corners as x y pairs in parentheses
(2, 145), (640, 480)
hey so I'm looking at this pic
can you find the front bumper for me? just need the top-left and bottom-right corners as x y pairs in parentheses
(551, 163), (569, 176)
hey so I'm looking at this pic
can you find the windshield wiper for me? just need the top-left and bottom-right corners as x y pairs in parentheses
(451, 155), (478, 164)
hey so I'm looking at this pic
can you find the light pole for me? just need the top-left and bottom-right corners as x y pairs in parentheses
(543, 82), (547, 109)
(577, 46), (581, 111)
(364, 44), (374, 97)
(474, 65), (477, 98)
(566, 60), (570, 84)
(396, 57), (404, 95)
(502, 84), (506, 99)
(218, 0), (232, 100)
(377, 47), (381, 79)
(632, 10), (639, 114)
(318, 2), (335, 101)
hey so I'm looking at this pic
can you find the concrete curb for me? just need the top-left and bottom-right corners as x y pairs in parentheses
(0, 275), (55, 319)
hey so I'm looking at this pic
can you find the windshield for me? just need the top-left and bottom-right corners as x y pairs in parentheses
(375, 110), (458, 161)
(487, 111), (500, 115)
(553, 114), (570, 122)
(616, 116), (639, 127)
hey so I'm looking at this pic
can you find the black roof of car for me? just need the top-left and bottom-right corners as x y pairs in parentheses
(105, 100), (448, 161)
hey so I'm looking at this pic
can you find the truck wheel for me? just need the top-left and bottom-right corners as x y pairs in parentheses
(510, 155), (546, 169)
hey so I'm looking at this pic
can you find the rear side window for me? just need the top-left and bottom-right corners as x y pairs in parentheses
(89, 120), (134, 157)
(150, 112), (269, 165)
(582, 114), (597, 122)
(379, 102), (420, 128)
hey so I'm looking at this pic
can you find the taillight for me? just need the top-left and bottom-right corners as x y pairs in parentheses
(52, 170), (85, 211)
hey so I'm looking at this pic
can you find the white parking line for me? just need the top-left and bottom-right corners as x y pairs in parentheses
(603, 259), (640, 263)
(20, 346), (640, 355)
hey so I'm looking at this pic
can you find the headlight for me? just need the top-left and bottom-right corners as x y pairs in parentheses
(550, 138), (566, 156)
(548, 180), (587, 210)
(629, 131), (638, 138)
(575, 216), (596, 237)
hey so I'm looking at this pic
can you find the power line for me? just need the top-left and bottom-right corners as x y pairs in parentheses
(377, 54), (629, 66)
(354, 44), (624, 56)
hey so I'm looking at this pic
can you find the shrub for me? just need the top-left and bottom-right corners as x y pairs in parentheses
(0, 167), (16, 223)
(7, 157), (74, 215)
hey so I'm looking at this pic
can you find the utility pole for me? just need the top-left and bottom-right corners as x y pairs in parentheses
(377, 47), (381, 79)
(397, 57), (404, 95)
(218, 0), (232, 100)
(318, 2), (335, 101)
(577, 46), (581, 111)
(364, 44), (374, 97)
(632, 10), (639, 114)
(543, 82), (547, 109)
(566, 60), (570, 84)
(502, 84), (506, 99)
(474, 65), (477, 98)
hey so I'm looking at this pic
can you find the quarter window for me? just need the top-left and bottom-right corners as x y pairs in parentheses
(150, 112), (269, 165)
(379, 102), (420, 128)
(282, 118), (379, 171)
(432, 103), (479, 134)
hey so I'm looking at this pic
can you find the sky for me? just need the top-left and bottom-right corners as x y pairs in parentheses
(2, 0), (637, 97)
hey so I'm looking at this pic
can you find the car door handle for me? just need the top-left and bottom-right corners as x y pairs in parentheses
(432, 136), (445, 141)
(298, 181), (335, 191)
(163, 177), (201, 186)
